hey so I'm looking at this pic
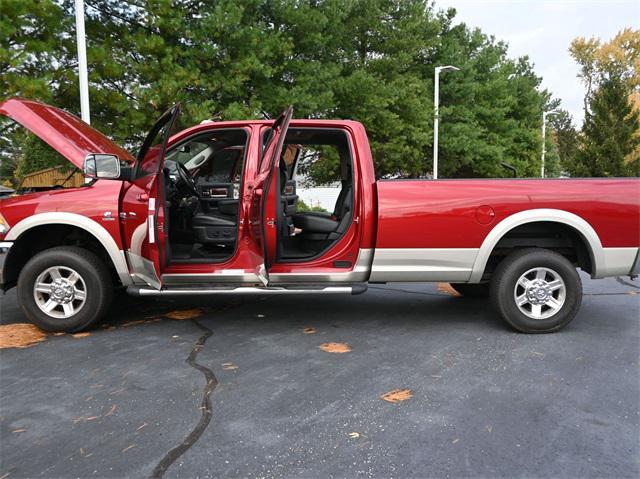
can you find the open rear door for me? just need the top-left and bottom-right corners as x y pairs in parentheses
(120, 104), (181, 289)
(245, 106), (293, 285)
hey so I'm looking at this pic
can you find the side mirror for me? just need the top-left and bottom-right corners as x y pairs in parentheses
(84, 154), (121, 179)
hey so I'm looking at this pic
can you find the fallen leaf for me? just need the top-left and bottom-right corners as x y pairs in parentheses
(319, 342), (351, 354)
(222, 362), (238, 370)
(104, 404), (117, 417)
(164, 309), (203, 320)
(0, 323), (48, 349)
(136, 422), (148, 431)
(437, 283), (461, 297)
(12, 428), (26, 433)
(380, 388), (413, 403)
(122, 320), (146, 328)
(485, 425), (493, 433)
(348, 432), (360, 438)
(73, 415), (100, 424)
(452, 438), (459, 444)
(71, 332), (91, 338)
(121, 444), (136, 453)
(303, 327), (317, 334)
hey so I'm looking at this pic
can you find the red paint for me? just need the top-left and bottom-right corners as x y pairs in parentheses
(0, 181), (124, 247)
(375, 179), (640, 249)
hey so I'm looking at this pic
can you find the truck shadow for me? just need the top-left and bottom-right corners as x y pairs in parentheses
(105, 285), (507, 333)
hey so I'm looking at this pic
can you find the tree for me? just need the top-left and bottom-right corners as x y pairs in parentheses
(570, 28), (640, 175)
(549, 110), (580, 176)
(1, 0), (553, 183)
(0, 0), (75, 184)
(577, 75), (640, 177)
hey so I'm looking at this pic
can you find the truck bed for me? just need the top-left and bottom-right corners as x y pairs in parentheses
(370, 178), (639, 282)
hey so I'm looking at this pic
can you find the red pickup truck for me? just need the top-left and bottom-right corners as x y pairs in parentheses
(1, 99), (638, 334)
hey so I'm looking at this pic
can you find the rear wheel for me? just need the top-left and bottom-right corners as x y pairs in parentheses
(450, 282), (490, 298)
(17, 246), (113, 332)
(490, 248), (582, 333)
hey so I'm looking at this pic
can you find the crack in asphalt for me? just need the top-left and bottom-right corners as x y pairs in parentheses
(151, 319), (217, 478)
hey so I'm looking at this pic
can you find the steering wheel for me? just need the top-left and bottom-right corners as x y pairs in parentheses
(176, 162), (200, 198)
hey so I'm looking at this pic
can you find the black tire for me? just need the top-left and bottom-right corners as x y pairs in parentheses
(490, 248), (582, 333)
(17, 246), (113, 332)
(450, 282), (490, 298)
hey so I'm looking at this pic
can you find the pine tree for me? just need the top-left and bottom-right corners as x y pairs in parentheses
(578, 75), (640, 177)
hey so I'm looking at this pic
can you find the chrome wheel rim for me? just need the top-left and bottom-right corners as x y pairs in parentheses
(33, 266), (87, 319)
(514, 267), (566, 320)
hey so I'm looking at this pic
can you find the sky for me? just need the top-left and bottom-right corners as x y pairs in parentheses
(434, 0), (639, 126)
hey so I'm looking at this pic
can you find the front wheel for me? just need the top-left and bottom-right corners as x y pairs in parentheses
(490, 248), (582, 333)
(17, 246), (113, 332)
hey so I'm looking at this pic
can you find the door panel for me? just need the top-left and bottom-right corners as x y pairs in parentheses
(245, 106), (293, 284)
(120, 105), (180, 288)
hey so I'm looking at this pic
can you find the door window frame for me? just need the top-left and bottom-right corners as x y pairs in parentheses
(162, 126), (252, 265)
(260, 125), (359, 265)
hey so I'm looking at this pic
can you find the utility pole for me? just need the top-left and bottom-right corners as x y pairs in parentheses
(433, 65), (459, 179)
(541, 110), (559, 178)
(75, 0), (90, 124)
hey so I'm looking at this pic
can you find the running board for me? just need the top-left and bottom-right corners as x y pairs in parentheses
(126, 283), (367, 297)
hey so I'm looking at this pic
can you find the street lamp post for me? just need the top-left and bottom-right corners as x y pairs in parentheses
(433, 65), (459, 179)
(75, 0), (90, 124)
(541, 110), (559, 178)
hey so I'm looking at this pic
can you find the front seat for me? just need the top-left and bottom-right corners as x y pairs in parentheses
(192, 212), (236, 244)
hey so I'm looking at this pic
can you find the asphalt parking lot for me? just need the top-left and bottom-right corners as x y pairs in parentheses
(1, 274), (639, 478)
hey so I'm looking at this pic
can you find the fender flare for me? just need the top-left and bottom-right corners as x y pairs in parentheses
(5, 212), (132, 285)
(468, 208), (603, 283)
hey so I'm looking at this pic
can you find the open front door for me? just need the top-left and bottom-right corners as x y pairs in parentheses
(245, 106), (293, 285)
(121, 104), (181, 289)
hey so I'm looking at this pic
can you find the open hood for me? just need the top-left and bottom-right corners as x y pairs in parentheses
(0, 98), (134, 169)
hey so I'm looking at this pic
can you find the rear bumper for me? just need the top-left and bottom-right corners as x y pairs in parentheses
(0, 241), (12, 288)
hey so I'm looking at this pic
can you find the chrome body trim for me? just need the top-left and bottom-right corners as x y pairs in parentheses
(83, 153), (121, 180)
(469, 209), (605, 282)
(162, 270), (261, 285)
(4, 213), (132, 286)
(0, 241), (12, 285)
(269, 249), (373, 283)
(162, 249), (374, 285)
(127, 253), (161, 289)
(369, 248), (478, 282)
(129, 286), (357, 296)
